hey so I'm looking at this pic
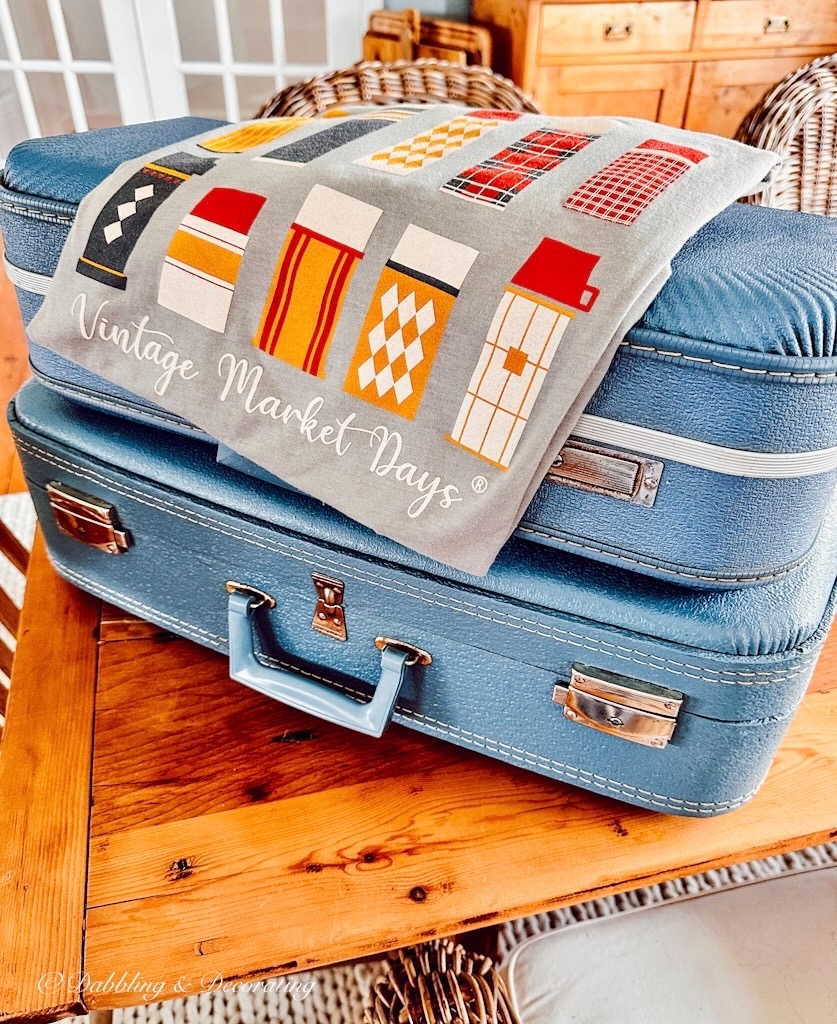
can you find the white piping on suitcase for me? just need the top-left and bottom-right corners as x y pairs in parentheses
(10, 259), (837, 481)
(16, 436), (820, 685)
(574, 414), (837, 478)
(42, 557), (767, 815)
(4, 258), (51, 295)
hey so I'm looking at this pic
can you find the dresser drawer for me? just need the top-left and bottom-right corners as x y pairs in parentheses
(540, 2), (696, 57)
(698, 0), (837, 51)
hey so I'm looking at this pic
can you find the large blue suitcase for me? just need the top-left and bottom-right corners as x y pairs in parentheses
(10, 378), (837, 816)
(2, 119), (837, 588)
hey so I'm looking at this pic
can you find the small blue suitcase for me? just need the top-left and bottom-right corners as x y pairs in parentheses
(2, 119), (836, 588)
(10, 378), (837, 816)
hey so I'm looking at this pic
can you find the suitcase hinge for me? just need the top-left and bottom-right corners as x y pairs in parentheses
(47, 482), (132, 554)
(553, 665), (683, 748)
(311, 572), (347, 642)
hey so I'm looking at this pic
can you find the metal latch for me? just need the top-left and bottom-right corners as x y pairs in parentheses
(311, 572), (347, 642)
(547, 441), (663, 508)
(553, 665), (683, 748)
(47, 481), (132, 554)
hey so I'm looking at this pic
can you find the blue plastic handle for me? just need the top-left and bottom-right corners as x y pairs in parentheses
(227, 589), (410, 738)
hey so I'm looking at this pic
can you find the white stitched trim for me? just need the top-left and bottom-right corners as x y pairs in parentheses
(50, 558), (762, 814)
(517, 525), (802, 584)
(17, 438), (814, 686)
(621, 341), (837, 381)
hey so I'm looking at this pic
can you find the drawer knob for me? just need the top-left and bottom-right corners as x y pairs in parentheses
(603, 21), (633, 41)
(763, 15), (790, 33)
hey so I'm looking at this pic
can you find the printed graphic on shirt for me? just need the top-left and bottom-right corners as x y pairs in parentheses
(344, 225), (479, 419)
(253, 184), (382, 377)
(158, 187), (267, 333)
(354, 110), (517, 176)
(198, 118), (313, 153)
(563, 139), (709, 225)
(76, 152), (217, 290)
(256, 117), (399, 165)
(448, 239), (600, 469)
(441, 129), (599, 209)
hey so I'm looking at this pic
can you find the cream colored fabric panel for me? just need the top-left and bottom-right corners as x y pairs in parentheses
(505, 864), (837, 1024)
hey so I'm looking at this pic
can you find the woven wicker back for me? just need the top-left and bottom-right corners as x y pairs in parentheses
(257, 59), (541, 119)
(735, 53), (837, 216)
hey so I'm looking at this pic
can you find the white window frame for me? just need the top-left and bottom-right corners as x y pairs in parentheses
(0, 0), (376, 150)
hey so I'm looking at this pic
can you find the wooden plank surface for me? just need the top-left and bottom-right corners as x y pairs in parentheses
(0, 535), (101, 1022)
(82, 617), (837, 1009)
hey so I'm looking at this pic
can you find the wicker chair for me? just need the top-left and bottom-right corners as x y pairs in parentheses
(256, 59), (541, 119)
(735, 52), (837, 215)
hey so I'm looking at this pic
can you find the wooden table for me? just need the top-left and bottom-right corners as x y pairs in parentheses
(2, 534), (837, 1022)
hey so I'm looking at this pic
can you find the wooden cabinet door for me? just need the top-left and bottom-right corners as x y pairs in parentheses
(685, 54), (827, 137)
(536, 62), (692, 126)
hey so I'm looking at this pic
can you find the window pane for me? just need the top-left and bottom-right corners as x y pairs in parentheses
(282, 0), (327, 65)
(174, 0), (219, 62)
(62, 0), (110, 61)
(9, 0), (59, 60)
(236, 75), (275, 119)
(78, 73), (120, 129)
(0, 71), (29, 156)
(228, 0), (272, 63)
(27, 72), (72, 136)
(185, 74), (226, 118)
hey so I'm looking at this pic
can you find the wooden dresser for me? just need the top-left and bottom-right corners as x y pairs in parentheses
(472, 0), (837, 136)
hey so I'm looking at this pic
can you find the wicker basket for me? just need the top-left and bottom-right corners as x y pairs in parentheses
(256, 59), (541, 118)
(735, 52), (837, 216)
(364, 940), (522, 1024)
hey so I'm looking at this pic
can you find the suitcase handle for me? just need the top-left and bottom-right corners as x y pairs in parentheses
(227, 586), (416, 737)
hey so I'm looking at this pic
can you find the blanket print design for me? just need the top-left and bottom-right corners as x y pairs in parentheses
(76, 152), (216, 289)
(256, 117), (399, 165)
(564, 139), (708, 224)
(441, 129), (599, 209)
(448, 239), (600, 469)
(158, 187), (266, 332)
(354, 110), (518, 175)
(344, 225), (479, 419)
(253, 184), (382, 377)
(198, 119), (313, 153)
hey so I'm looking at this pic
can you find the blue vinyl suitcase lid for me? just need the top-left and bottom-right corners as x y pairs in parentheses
(12, 379), (837, 662)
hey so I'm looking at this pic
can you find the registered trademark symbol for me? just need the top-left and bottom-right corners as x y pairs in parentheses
(471, 476), (488, 494)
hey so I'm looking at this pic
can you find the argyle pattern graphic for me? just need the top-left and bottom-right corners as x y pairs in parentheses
(103, 184), (155, 244)
(355, 113), (504, 175)
(357, 283), (436, 405)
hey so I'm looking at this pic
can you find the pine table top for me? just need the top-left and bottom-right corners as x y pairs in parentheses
(2, 532), (836, 1020)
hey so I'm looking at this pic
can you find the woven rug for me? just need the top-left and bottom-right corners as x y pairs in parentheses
(2, 494), (834, 1024)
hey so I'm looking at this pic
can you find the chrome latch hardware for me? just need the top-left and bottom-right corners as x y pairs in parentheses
(553, 665), (683, 748)
(547, 441), (663, 508)
(47, 481), (132, 554)
(311, 572), (347, 642)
